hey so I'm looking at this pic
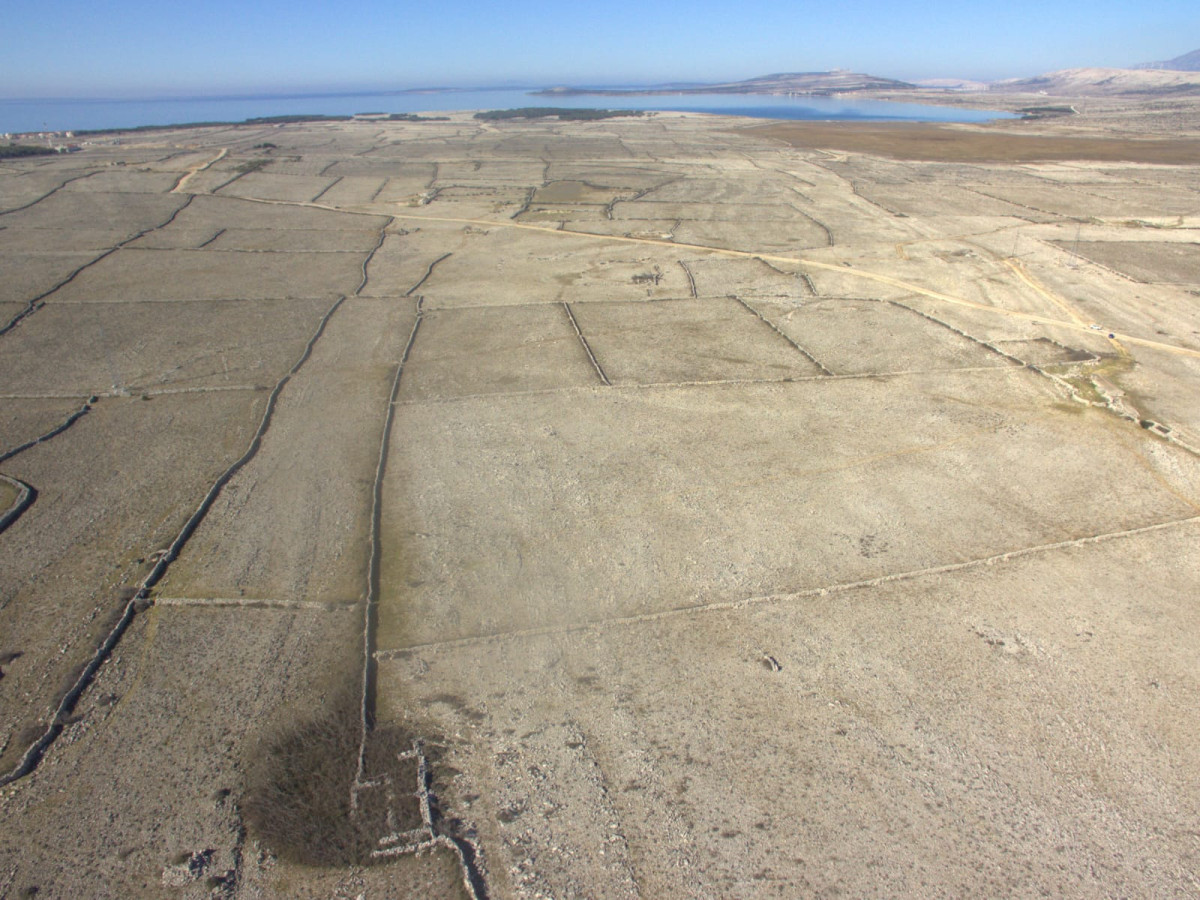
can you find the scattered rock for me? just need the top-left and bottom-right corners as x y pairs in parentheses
(161, 849), (214, 887)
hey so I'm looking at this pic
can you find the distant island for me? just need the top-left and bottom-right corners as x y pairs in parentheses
(535, 59), (1200, 99)
(535, 71), (915, 97)
(1135, 48), (1200, 72)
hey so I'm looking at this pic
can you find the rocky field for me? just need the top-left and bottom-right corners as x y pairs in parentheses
(1, 100), (1199, 898)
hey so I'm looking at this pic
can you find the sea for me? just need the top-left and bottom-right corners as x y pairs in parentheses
(0, 88), (1012, 135)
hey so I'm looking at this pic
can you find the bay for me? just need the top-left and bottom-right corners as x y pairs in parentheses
(0, 88), (1011, 136)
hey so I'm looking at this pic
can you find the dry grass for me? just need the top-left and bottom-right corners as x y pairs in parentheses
(241, 688), (371, 867)
(241, 682), (415, 868)
(744, 121), (1200, 163)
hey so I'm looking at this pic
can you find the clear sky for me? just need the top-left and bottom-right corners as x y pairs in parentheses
(4, 0), (1197, 98)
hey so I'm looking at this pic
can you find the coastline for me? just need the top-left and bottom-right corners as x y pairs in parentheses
(2, 87), (1010, 137)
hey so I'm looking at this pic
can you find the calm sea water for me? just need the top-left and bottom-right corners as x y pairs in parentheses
(1, 89), (1011, 135)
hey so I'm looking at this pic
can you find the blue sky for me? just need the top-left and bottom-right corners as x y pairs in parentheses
(4, 0), (1197, 98)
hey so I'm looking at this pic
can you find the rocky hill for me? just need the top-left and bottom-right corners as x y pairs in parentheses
(1135, 48), (1200, 71)
(991, 66), (1200, 96)
(710, 70), (915, 93)
(537, 71), (914, 97)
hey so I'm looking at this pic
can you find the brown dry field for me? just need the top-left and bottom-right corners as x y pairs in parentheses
(1, 98), (1200, 899)
(747, 120), (1200, 163)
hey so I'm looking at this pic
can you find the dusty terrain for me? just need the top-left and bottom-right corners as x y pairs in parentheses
(1, 98), (1199, 898)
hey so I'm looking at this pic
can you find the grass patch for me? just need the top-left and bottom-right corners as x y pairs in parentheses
(1052, 354), (1135, 407)
(75, 115), (354, 136)
(241, 686), (372, 866)
(241, 680), (418, 867)
(0, 144), (56, 159)
(1019, 106), (1076, 119)
(235, 158), (270, 175)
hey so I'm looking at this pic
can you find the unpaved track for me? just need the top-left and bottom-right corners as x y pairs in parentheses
(171, 147), (228, 194)
(388, 210), (1200, 360)
(228, 189), (1200, 359)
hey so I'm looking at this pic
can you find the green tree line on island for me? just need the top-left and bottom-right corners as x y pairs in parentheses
(474, 108), (645, 121)
(0, 144), (57, 158)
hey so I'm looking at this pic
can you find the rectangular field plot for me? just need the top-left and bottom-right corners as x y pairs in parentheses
(534, 181), (623, 205)
(204, 227), (382, 252)
(854, 184), (1030, 218)
(378, 520), (1200, 900)
(216, 172), (339, 203)
(0, 225), (174, 253)
(357, 231), (452, 298)
(52, 248), (365, 301)
(517, 204), (609, 225)
(397, 304), (599, 402)
(377, 370), (1200, 649)
(560, 219), (679, 239)
(0, 392), (267, 773)
(971, 184), (1123, 218)
(611, 200), (801, 222)
(255, 157), (343, 177)
(499, 135), (632, 160)
(1057, 240), (1200, 284)
(0, 170), (93, 213)
(434, 160), (547, 187)
(672, 218), (831, 253)
(62, 169), (181, 194)
(562, 296), (822, 384)
(0, 397), (93, 450)
(320, 159), (437, 180)
(639, 175), (788, 204)
(162, 298), (418, 605)
(0, 252), (94, 304)
(543, 163), (681, 191)
(1056, 184), (1200, 217)
(415, 227), (691, 307)
(178, 163), (259, 194)
(155, 194), (386, 232)
(311, 176), (389, 207)
(408, 185), (532, 218)
(0, 191), (186, 246)
(754, 298), (1011, 375)
(0, 298), (333, 394)
(361, 176), (442, 205)
(684, 256), (809, 300)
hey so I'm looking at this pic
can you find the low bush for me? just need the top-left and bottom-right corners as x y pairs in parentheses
(241, 689), (374, 866)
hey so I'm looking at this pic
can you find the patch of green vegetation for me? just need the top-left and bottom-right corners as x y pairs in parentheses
(1019, 106), (1076, 119)
(386, 113), (450, 121)
(241, 663), (418, 868)
(0, 144), (56, 159)
(1057, 354), (1135, 407)
(76, 114), (353, 137)
(474, 107), (645, 121)
(241, 114), (352, 125)
(1118, 216), (1185, 229)
(75, 122), (227, 136)
(235, 158), (270, 174)
(1062, 376), (1106, 405)
(242, 688), (374, 866)
(1051, 400), (1087, 415)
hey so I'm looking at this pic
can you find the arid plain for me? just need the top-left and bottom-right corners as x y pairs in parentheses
(2, 97), (1200, 898)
